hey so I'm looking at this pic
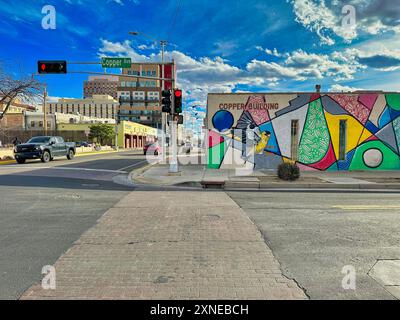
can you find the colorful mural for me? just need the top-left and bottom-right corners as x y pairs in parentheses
(207, 93), (400, 171)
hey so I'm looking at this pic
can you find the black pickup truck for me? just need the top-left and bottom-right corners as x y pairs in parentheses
(14, 136), (76, 164)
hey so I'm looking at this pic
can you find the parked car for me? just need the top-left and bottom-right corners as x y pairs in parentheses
(14, 136), (76, 164)
(144, 142), (160, 156)
(76, 141), (90, 147)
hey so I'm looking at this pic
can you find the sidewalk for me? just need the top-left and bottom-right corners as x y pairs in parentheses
(21, 191), (306, 300)
(132, 164), (400, 190)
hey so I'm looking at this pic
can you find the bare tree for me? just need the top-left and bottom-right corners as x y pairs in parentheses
(0, 64), (43, 121)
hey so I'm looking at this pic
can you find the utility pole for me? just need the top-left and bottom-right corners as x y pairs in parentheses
(169, 60), (179, 173)
(170, 90), (178, 173)
(43, 84), (47, 135)
(161, 40), (167, 164)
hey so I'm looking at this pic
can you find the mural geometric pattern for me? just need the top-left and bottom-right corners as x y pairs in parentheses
(298, 99), (330, 164)
(208, 93), (400, 171)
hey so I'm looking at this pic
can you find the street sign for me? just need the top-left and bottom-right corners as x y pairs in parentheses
(101, 57), (132, 69)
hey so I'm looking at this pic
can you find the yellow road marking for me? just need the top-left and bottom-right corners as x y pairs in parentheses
(333, 205), (400, 210)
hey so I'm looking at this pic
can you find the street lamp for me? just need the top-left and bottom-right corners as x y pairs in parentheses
(128, 31), (167, 62)
(128, 31), (171, 169)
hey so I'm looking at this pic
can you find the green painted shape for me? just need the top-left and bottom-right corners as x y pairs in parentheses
(386, 94), (400, 111)
(394, 117), (400, 154)
(327, 162), (338, 171)
(298, 99), (330, 164)
(349, 141), (400, 171)
(208, 141), (226, 169)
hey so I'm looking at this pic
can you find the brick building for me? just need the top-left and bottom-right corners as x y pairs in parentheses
(117, 62), (175, 128)
(83, 76), (118, 100)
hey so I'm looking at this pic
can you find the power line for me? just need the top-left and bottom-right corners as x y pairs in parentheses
(166, 0), (183, 45)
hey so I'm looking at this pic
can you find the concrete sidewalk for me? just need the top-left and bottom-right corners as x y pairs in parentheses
(21, 191), (306, 300)
(132, 164), (400, 190)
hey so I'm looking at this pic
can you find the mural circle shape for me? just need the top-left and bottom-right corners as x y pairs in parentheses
(363, 148), (383, 168)
(212, 110), (234, 132)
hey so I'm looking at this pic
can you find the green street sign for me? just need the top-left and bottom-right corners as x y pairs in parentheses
(101, 57), (132, 69)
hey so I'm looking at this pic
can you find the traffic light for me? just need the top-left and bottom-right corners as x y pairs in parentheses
(174, 89), (182, 114)
(38, 61), (67, 74)
(162, 90), (172, 114)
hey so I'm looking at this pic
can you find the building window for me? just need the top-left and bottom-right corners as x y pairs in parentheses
(31, 121), (35, 128)
(290, 120), (299, 161)
(339, 120), (347, 161)
(39, 121), (43, 127)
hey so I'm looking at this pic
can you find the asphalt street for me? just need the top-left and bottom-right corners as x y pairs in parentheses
(228, 191), (400, 300)
(0, 150), (147, 299)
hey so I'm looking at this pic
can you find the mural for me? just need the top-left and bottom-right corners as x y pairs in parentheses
(207, 93), (400, 171)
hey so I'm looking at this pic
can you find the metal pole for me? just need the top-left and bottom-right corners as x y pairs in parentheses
(161, 41), (167, 163)
(43, 85), (47, 135)
(169, 61), (178, 173)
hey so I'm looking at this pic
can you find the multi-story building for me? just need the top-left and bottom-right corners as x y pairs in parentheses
(117, 62), (175, 128)
(84, 76), (119, 99)
(47, 95), (118, 120)
(24, 111), (115, 131)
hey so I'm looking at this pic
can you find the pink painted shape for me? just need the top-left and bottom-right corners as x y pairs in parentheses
(245, 95), (270, 125)
(208, 130), (224, 148)
(328, 94), (371, 125)
(309, 142), (337, 170)
(358, 94), (378, 111)
(296, 163), (319, 171)
(365, 135), (379, 143)
(310, 93), (320, 102)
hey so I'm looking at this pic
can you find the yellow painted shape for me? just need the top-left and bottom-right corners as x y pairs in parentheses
(324, 112), (372, 160)
(282, 157), (295, 164)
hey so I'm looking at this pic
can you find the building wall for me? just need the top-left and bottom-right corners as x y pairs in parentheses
(207, 93), (400, 171)
(47, 95), (118, 120)
(84, 76), (118, 99)
(117, 120), (157, 148)
(1, 112), (25, 129)
(116, 62), (175, 128)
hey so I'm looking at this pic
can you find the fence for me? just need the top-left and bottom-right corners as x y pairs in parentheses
(0, 129), (89, 147)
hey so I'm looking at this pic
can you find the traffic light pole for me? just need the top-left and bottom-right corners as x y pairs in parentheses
(170, 92), (179, 173)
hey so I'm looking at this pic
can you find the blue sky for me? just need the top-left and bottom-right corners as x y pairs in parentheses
(1, 0), (400, 118)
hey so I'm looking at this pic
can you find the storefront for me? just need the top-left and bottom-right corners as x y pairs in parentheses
(118, 121), (158, 149)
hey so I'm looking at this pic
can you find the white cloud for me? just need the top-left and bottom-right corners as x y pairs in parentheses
(256, 46), (284, 57)
(97, 39), (379, 105)
(329, 84), (364, 92)
(290, 0), (400, 45)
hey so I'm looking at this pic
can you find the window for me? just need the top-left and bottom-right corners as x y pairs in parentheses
(31, 121), (35, 128)
(339, 120), (347, 161)
(290, 120), (299, 161)
(39, 121), (43, 127)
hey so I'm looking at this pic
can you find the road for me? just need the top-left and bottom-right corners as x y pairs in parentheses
(0, 150), (147, 299)
(228, 191), (400, 300)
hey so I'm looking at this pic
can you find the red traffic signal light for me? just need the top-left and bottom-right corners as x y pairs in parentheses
(38, 61), (67, 74)
(174, 89), (182, 98)
(173, 89), (183, 114)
